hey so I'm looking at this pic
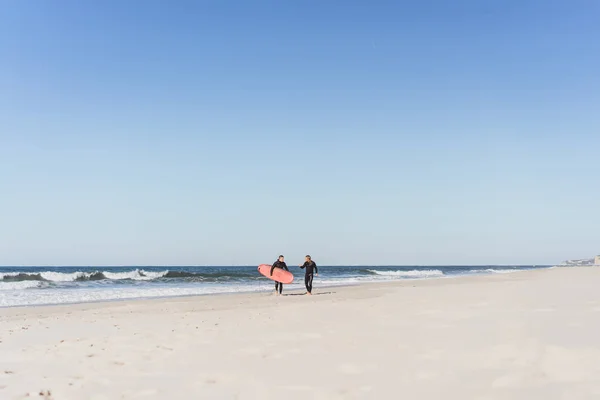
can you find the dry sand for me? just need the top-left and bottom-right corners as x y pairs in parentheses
(1, 267), (600, 399)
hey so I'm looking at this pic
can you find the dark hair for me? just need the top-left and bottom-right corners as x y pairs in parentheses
(279, 255), (284, 258)
(306, 255), (311, 259)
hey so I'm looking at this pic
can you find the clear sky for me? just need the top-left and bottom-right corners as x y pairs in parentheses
(1, 1), (599, 266)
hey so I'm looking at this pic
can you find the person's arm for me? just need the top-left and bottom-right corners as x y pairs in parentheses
(299, 262), (306, 269)
(282, 262), (289, 271)
(270, 262), (277, 276)
(314, 262), (318, 275)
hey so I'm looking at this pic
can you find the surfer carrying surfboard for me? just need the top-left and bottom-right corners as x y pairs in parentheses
(270, 255), (289, 295)
(299, 255), (318, 295)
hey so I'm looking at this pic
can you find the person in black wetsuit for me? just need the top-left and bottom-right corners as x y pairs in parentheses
(299, 255), (318, 295)
(270, 255), (288, 295)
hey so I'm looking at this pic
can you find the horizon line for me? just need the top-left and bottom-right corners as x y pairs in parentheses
(0, 264), (555, 268)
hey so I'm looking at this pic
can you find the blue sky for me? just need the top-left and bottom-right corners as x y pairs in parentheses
(1, 1), (599, 266)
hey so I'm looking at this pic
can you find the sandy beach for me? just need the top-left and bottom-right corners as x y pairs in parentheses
(1, 267), (600, 399)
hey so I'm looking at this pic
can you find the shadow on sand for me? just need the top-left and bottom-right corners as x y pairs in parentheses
(284, 292), (335, 297)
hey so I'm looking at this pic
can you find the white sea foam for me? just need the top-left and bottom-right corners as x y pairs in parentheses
(103, 269), (168, 281)
(0, 283), (264, 307)
(39, 271), (90, 282)
(366, 269), (445, 278)
(0, 281), (42, 290)
(472, 269), (521, 274)
(311, 277), (368, 286)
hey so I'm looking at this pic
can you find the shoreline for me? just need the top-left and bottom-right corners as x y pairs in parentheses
(0, 265), (555, 310)
(1, 266), (550, 313)
(0, 266), (552, 311)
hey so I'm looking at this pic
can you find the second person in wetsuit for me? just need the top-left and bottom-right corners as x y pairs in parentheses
(299, 255), (318, 295)
(270, 255), (288, 295)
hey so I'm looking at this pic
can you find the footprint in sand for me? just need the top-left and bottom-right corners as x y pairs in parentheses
(38, 390), (53, 399)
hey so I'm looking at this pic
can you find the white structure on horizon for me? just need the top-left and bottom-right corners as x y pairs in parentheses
(596, 255), (600, 266)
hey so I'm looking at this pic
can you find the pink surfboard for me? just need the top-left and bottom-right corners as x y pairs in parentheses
(258, 264), (294, 284)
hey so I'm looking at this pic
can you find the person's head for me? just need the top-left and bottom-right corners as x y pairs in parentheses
(278, 255), (284, 261)
(305, 255), (311, 262)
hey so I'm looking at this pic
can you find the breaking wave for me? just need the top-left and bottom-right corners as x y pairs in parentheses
(1, 269), (169, 282)
(471, 269), (522, 274)
(366, 269), (445, 278)
(0, 269), (261, 283)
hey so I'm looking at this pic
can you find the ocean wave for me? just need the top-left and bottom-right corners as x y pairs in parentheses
(366, 269), (444, 278)
(0, 269), (260, 283)
(103, 269), (169, 281)
(40, 271), (105, 282)
(472, 269), (521, 274)
(0, 272), (44, 282)
(0, 269), (169, 282)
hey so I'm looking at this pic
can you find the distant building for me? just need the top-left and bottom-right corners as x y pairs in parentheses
(562, 257), (597, 266)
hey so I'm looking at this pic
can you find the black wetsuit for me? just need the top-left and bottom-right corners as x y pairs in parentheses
(300, 261), (318, 293)
(270, 260), (288, 294)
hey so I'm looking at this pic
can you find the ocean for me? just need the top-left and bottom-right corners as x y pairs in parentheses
(0, 265), (550, 307)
